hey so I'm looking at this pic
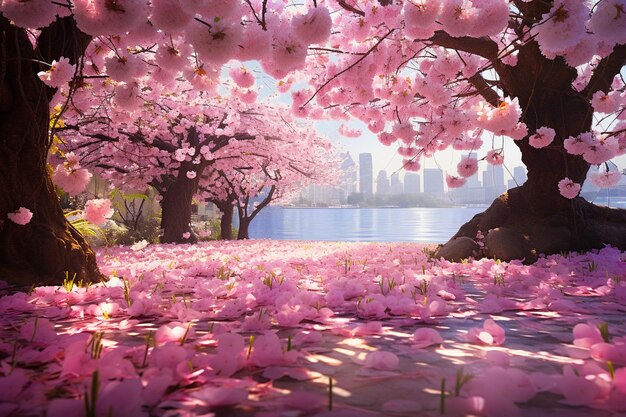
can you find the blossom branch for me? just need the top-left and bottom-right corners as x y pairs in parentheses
(301, 28), (395, 107)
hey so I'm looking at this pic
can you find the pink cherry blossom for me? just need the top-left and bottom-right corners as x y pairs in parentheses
(590, 170), (621, 188)
(363, 350), (400, 371)
(558, 178), (581, 199)
(528, 127), (556, 149)
(38, 57), (75, 88)
(83, 198), (114, 225)
(467, 318), (506, 345)
(412, 327), (443, 348)
(457, 156), (478, 178)
(446, 174), (467, 188)
(53, 154), (92, 196)
(7, 207), (33, 225)
(572, 322), (604, 348)
(291, 6), (332, 45)
(485, 150), (504, 165)
(588, 0), (626, 46)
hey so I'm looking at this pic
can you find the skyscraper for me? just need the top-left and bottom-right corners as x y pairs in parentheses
(404, 173), (421, 194)
(359, 153), (373, 195)
(424, 168), (444, 194)
(483, 164), (505, 200)
(513, 166), (527, 187)
(390, 172), (403, 195)
(340, 152), (357, 201)
(376, 170), (390, 195)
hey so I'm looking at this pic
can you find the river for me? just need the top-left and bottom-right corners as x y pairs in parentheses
(249, 197), (626, 243)
(248, 207), (486, 243)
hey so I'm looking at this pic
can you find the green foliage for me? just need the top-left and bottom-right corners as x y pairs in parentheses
(65, 210), (106, 243)
(102, 216), (162, 246)
(598, 322), (611, 343)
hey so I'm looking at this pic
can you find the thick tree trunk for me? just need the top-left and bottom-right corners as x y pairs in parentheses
(237, 216), (251, 240)
(217, 202), (234, 240)
(0, 17), (102, 286)
(438, 41), (626, 261)
(159, 166), (201, 244)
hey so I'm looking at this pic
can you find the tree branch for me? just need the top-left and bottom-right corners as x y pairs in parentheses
(337, 0), (364, 16)
(302, 28), (395, 107)
(428, 31), (499, 61)
(582, 44), (626, 98)
(468, 73), (501, 106)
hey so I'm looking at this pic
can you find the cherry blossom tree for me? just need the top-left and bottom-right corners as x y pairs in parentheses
(2, 0), (626, 285)
(56, 86), (336, 244)
(198, 132), (339, 240)
(0, 0), (341, 284)
(295, 0), (626, 259)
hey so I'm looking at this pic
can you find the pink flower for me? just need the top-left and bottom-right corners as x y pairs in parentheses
(155, 322), (194, 345)
(591, 90), (620, 114)
(186, 171), (197, 179)
(528, 127), (556, 149)
(190, 386), (248, 407)
(573, 323), (605, 348)
(446, 174), (467, 188)
(403, 159), (421, 172)
(291, 6), (332, 45)
(559, 365), (601, 406)
(338, 124), (362, 138)
(412, 328), (443, 348)
(558, 178), (581, 199)
(229, 66), (255, 88)
(7, 207), (33, 225)
(182, 232), (191, 239)
(467, 318), (506, 345)
(590, 342), (626, 365)
(84, 198), (114, 225)
(590, 170), (621, 188)
(188, 20), (243, 66)
(248, 333), (285, 367)
(53, 157), (92, 196)
(457, 156), (478, 178)
(38, 57), (75, 88)
(363, 350), (400, 371)
(1, 0), (65, 29)
(589, 0), (626, 46)
(486, 149), (504, 165)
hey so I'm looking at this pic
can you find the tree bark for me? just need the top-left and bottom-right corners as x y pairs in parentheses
(237, 215), (251, 240)
(442, 41), (626, 260)
(236, 186), (276, 240)
(159, 164), (202, 244)
(214, 201), (234, 240)
(0, 17), (102, 287)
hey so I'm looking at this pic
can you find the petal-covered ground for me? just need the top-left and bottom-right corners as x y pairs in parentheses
(1, 241), (625, 417)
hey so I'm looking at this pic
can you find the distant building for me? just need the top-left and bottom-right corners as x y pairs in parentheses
(404, 173), (421, 194)
(340, 152), (357, 201)
(376, 170), (390, 195)
(424, 168), (444, 194)
(513, 166), (527, 187)
(483, 165), (505, 200)
(390, 172), (403, 195)
(359, 153), (373, 195)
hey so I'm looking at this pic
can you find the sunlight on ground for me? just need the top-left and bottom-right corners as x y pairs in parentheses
(0, 241), (625, 416)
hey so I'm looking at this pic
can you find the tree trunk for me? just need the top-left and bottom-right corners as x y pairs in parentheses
(159, 166), (201, 244)
(213, 201), (234, 240)
(439, 41), (626, 261)
(0, 17), (102, 287)
(237, 216), (251, 240)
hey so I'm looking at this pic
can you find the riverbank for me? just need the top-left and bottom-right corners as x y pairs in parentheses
(0, 240), (624, 416)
